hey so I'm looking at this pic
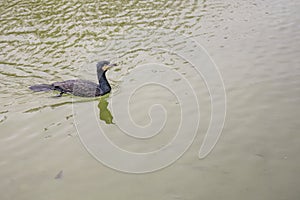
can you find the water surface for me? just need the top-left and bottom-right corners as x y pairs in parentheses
(0, 0), (300, 199)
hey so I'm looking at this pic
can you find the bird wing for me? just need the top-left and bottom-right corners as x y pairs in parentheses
(52, 80), (100, 97)
(52, 80), (77, 93)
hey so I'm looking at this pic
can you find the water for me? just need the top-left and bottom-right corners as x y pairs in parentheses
(1, 0), (300, 199)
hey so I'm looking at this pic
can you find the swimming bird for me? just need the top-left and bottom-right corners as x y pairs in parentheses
(29, 61), (116, 97)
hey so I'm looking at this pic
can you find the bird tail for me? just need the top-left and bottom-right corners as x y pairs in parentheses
(29, 84), (53, 92)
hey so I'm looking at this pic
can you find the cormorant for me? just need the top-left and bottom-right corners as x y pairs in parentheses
(29, 61), (116, 97)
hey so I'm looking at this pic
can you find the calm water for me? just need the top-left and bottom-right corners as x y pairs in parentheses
(1, 0), (300, 199)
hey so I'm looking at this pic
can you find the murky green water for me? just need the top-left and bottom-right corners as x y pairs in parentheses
(1, 0), (300, 199)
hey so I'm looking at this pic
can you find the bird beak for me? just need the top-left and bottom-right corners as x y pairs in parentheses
(103, 63), (117, 71)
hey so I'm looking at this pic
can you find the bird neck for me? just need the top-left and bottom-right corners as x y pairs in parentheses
(98, 71), (111, 95)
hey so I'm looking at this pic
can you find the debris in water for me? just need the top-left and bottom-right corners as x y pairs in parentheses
(54, 170), (63, 179)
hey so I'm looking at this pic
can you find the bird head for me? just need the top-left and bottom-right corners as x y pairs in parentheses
(97, 61), (117, 72)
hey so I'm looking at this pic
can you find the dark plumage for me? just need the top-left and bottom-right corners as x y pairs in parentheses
(29, 61), (116, 97)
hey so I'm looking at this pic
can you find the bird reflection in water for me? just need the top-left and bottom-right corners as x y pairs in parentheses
(98, 94), (113, 124)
